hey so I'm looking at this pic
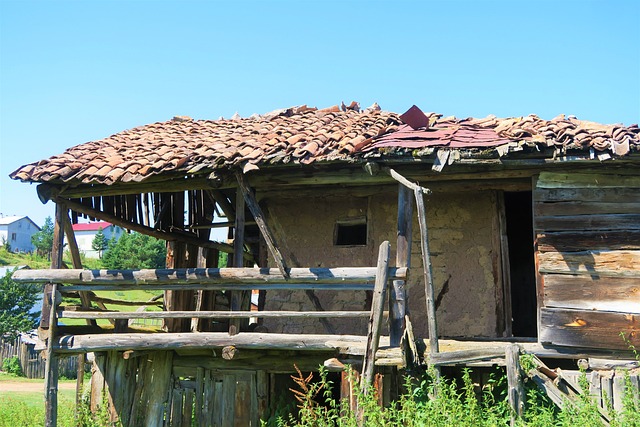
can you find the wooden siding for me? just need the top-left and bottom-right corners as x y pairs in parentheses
(534, 171), (640, 351)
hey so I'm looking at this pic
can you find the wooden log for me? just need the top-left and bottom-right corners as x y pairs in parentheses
(415, 187), (439, 355)
(506, 344), (525, 425)
(230, 186), (246, 335)
(539, 307), (640, 350)
(543, 274), (640, 313)
(535, 214), (640, 232)
(13, 267), (406, 286)
(428, 348), (509, 366)
(390, 184), (413, 346)
(361, 241), (390, 394)
(236, 171), (289, 278)
(59, 310), (372, 319)
(53, 195), (239, 255)
(44, 284), (59, 427)
(222, 346), (238, 360)
(537, 230), (640, 252)
(538, 250), (640, 278)
(52, 332), (372, 353)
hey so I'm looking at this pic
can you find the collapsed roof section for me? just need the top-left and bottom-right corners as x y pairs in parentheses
(10, 103), (640, 186)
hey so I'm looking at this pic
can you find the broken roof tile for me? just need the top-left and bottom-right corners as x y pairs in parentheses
(9, 104), (639, 186)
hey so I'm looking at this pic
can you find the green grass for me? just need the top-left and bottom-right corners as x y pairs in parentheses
(0, 247), (50, 269)
(0, 373), (77, 427)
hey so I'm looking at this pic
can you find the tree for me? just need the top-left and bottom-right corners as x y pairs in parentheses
(101, 232), (166, 269)
(31, 216), (54, 259)
(91, 227), (108, 258)
(0, 269), (41, 339)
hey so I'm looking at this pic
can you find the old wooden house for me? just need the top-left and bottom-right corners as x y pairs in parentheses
(10, 103), (640, 426)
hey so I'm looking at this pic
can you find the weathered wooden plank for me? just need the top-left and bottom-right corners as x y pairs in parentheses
(538, 250), (640, 278)
(537, 172), (640, 189)
(537, 231), (640, 252)
(535, 214), (640, 232)
(534, 187), (640, 205)
(361, 241), (390, 393)
(13, 267), (407, 285)
(506, 344), (525, 425)
(59, 310), (372, 319)
(543, 274), (640, 313)
(539, 308), (640, 350)
(535, 201), (640, 217)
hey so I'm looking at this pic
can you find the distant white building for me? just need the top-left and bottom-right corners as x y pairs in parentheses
(0, 216), (40, 253)
(67, 221), (124, 258)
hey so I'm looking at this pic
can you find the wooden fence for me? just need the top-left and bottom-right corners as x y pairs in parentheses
(0, 337), (78, 379)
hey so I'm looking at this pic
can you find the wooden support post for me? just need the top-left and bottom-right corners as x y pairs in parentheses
(236, 171), (289, 278)
(391, 184), (413, 346)
(230, 186), (246, 335)
(506, 344), (525, 425)
(44, 202), (65, 427)
(191, 247), (208, 332)
(361, 241), (390, 394)
(414, 188), (439, 355)
(75, 354), (85, 418)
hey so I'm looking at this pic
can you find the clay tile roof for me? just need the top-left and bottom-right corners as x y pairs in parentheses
(9, 104), (640, 186)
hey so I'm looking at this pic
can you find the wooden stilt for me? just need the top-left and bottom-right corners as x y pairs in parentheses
(414, 188), (439, 357)
(230, 186), (246, 335)
(390, 184), (413, 346)
(506, 344), (525, 425)
(44, 202), (65, 427)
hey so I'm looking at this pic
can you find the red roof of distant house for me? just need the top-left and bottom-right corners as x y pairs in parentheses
(72, 221), (112, 231)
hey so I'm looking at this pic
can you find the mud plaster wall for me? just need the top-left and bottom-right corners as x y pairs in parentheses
(260, 187), (500, 338)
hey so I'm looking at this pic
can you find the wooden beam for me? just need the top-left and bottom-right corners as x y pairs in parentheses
(390, 184), (413, 346)
(415, 187), (439, 355)
(13, 267), (407, 286)
(52, 332), (373, 353)
(208, 190), (235, 221)
(361, 241), (390, 394)
(54, 195), (240, 256)
(506, 344), (525, 425)
(230, 186), (246, 334)
(236, 171), (289, 278)
(58, 310), (373, 319)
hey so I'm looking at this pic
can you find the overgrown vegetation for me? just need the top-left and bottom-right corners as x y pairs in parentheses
(2, 356), (23, 376)
(30, 216), (54, 260)
(263, 365), (640, 427)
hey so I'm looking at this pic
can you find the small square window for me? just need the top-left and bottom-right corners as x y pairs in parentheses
(334, 217), (367, 246)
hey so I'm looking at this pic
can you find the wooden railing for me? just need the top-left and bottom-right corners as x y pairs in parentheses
(12, 242), (402, 337)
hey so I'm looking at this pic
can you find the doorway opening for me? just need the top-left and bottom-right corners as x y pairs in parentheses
(504, 191), (537, 338)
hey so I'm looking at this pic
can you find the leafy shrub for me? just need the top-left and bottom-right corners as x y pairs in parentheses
(1, 356), (22, 376)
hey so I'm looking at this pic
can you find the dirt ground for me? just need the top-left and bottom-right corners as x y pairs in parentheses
(0, 381), (76, 392)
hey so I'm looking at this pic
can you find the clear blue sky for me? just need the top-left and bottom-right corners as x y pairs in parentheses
(1, 0), (638, 227)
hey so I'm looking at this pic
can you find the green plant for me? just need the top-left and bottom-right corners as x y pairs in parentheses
(2, 356), (23, 376)
(0, 269), (41, 339)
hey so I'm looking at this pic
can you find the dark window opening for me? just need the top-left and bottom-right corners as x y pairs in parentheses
(504, 191), (537, 338)
(334, 218), (367, 246)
